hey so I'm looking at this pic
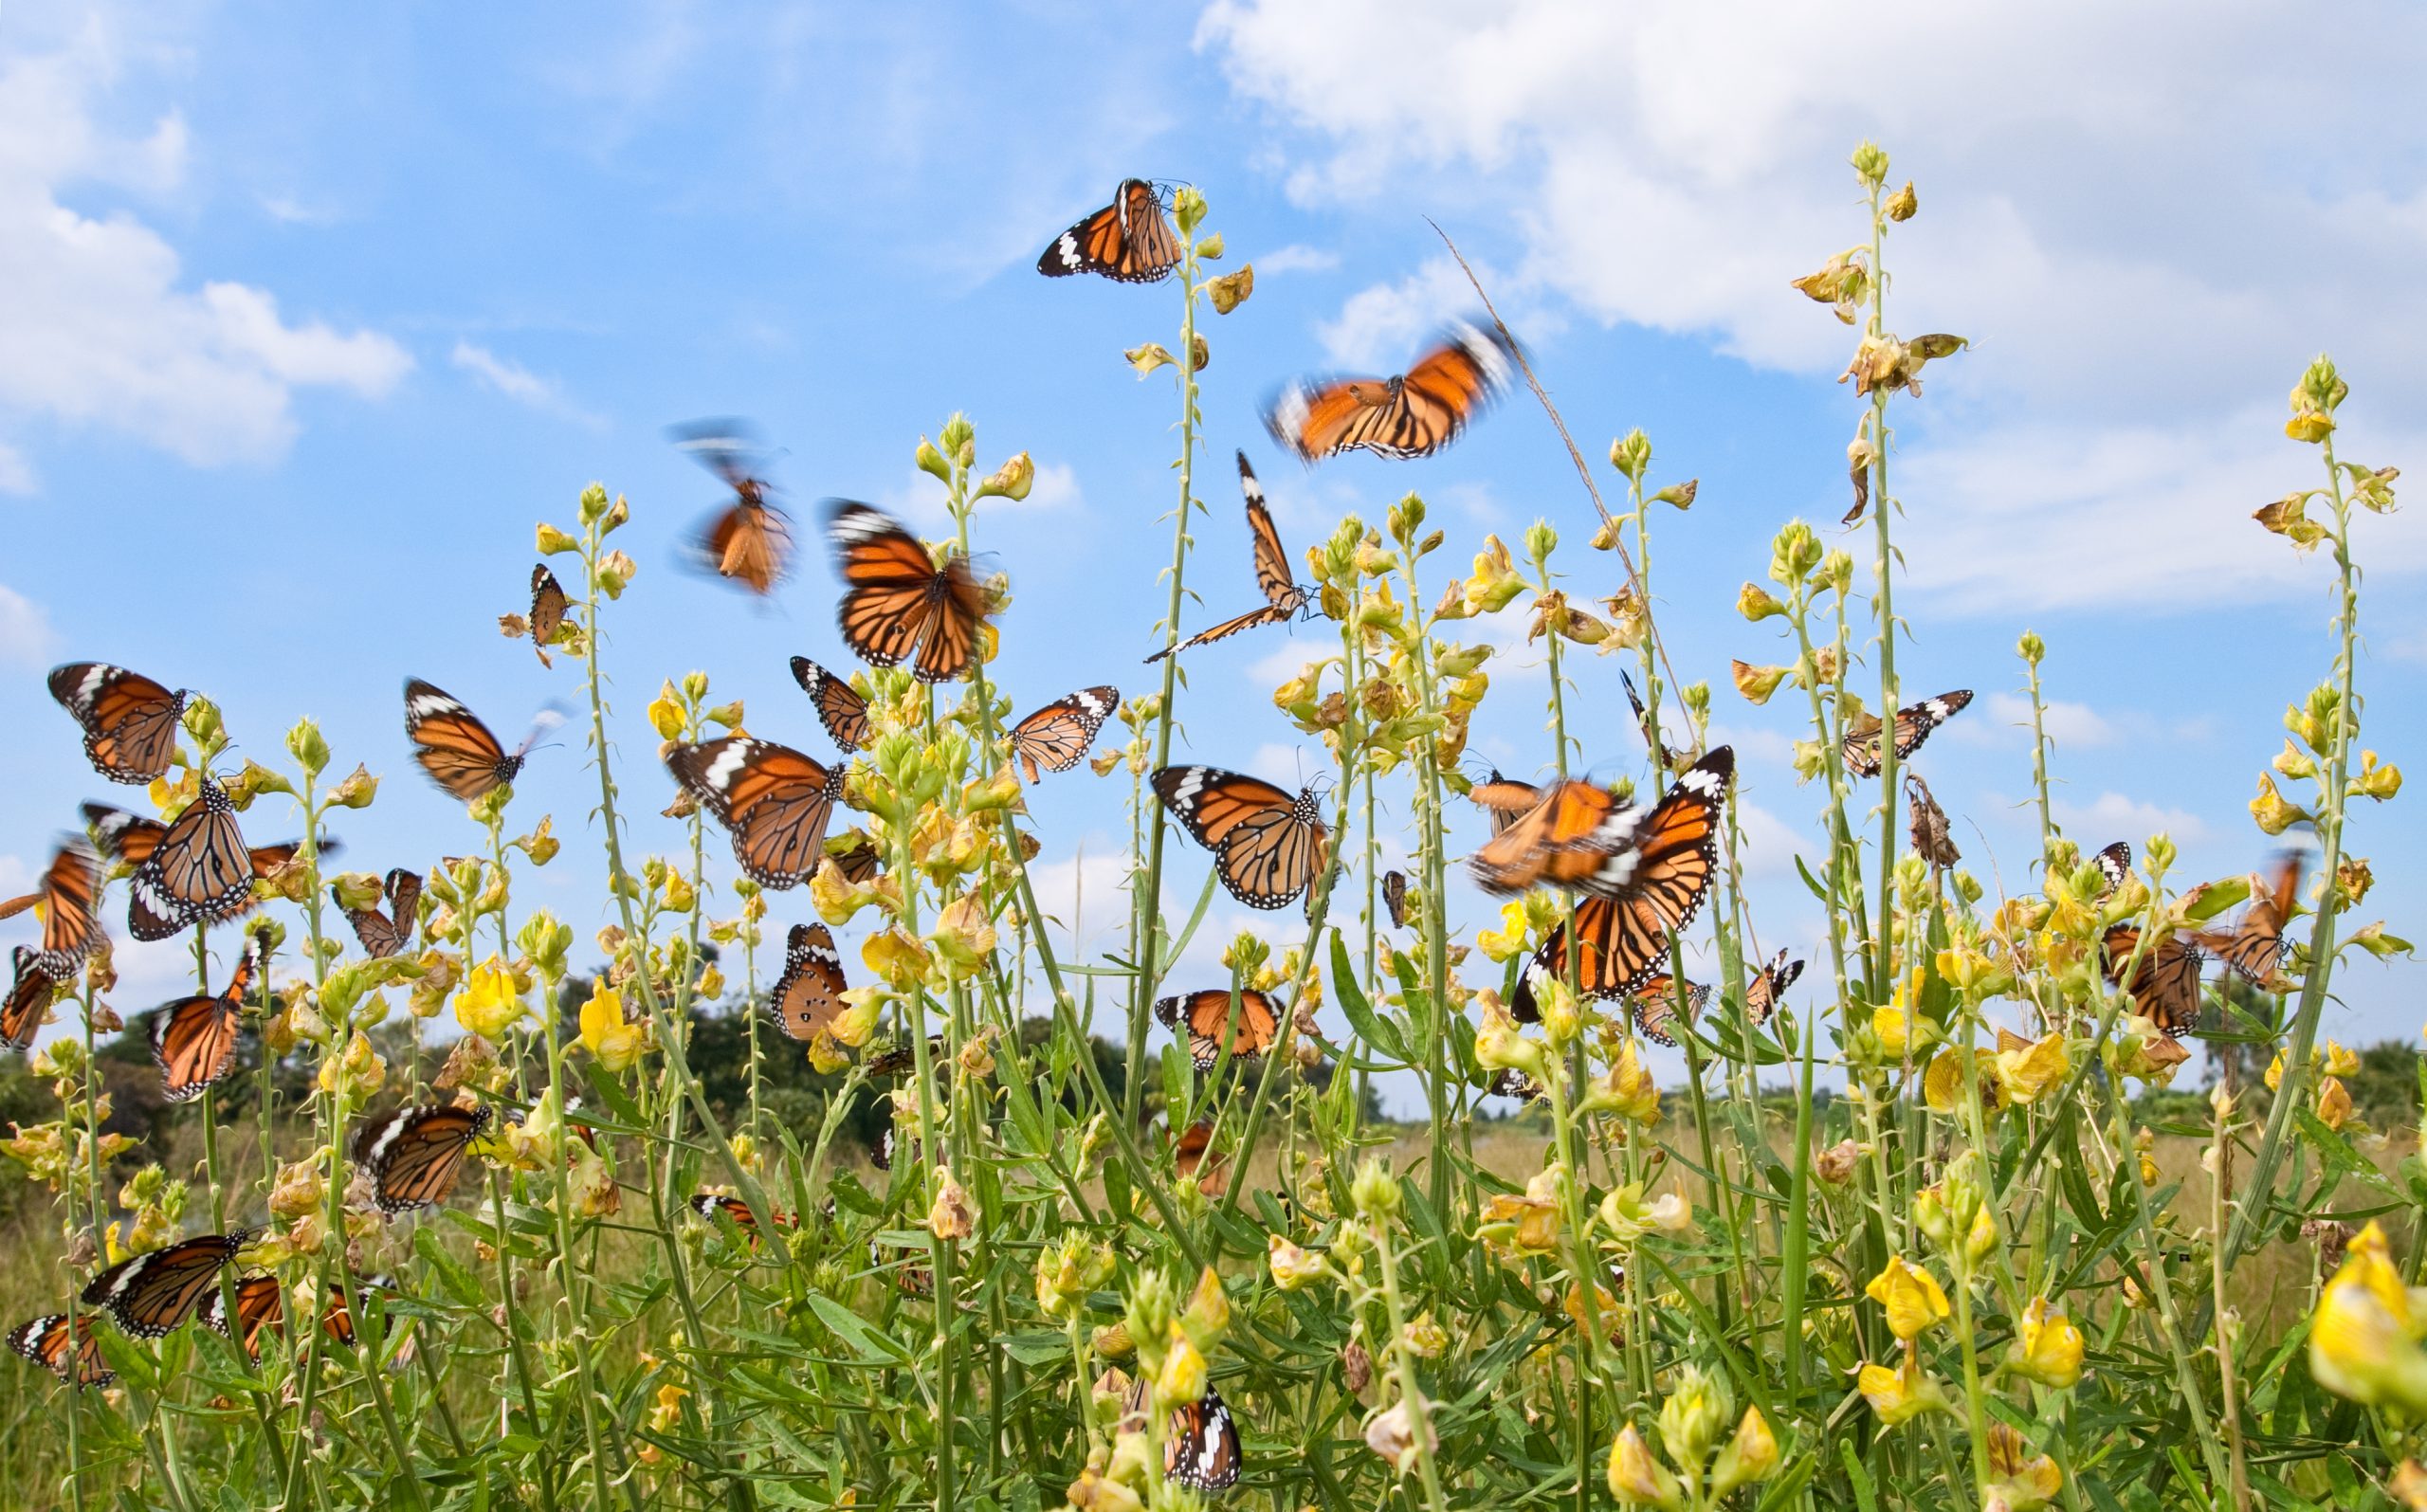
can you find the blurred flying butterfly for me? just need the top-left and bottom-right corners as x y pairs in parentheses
(1151, 766), (1329, 910)
(3, 948), (64, 1052)
(0, 837), (103, 976)
(1906, 773), (1959, 867)
(355, 1104), (492, 1214)
(49, 662), (188, 785)
(767, 922), (848, 1042)
(828, 501), (993, 683)
(871, 1235), (934, 1296)
(1469, 770), (1542, 838)
(2197, 852), (2305, 990)
(1121, 1376), (1243, 1492)
(665, 737), (845, 889)
(689, 1193), (793, 1239)
(85, 803), (329, 915)
(1743, 948), (1805, 1028)
(1011, 686), (1118, 782)
(672, 419), (793, 595)
(1155, 988), (1280, 1070)
(1173, 1119), (1229, 1197)
(1148, 454), (1314, 663)
(1505, 751), (1734, 1019)
(1843, 690), (1972, 778)
(1036, 178), (1181, 283)
(150, 941), (258, 1102)
(1471, 748), (1732, 901)
(527, 565), (570, 664)
(404, 680), (558, 805)
(82, 1230), (254, 1338)
(8, 1311), (113, 1387)
(789, 655), (869, 752)
(126, 777), (256, 941)
(338, 868), (423, 959)
(1382, 869), (1409, 930)
(1630, 973), (1711, 1047)
(1264, 319), (1517, 464)
(1621, 669), (1673, 773)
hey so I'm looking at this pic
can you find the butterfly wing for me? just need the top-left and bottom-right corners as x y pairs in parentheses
(529, 566), (569, 648)
(1164, 1383), (1244, 1491)
(1147, 605), (1293, 664)
(82, 803), (165, 869)
(1011, 687), (1118, 783)
(1264, 321), (1515, 463)
(2091, 841), (2133, 899)
(128, 782), (253, 941)
(696, 498), (794, 595)
(1844, 690), (1972, 777)
(50, 663), (186, 784)
(829, 501), (988, 683)
(1155, 989), (1279, 1067)
(404, 681), (520, 803)
(1152, 767), (1326, 909)
(1237, 454), (1304, 610)
(1466, 780), (1631, 895)
(82, 1231), (252, 1337)
(3, 948), (62, 1051)
(2199, 852), (2304, 987)
(2104, 924), (2207, 1037)
(151, 951), (251, 1102)
(1382, 870), (1408, 930)
(666, 738), (843, 888)
(3, 839), (105, 975)
(1744, 950), (1804, 1027)
(1631, 976), (1710, 1048)
(355, 1105), (491, 1213)
(9, 1312), (113, 1387)
(1469, 773), (1542, 838)
(1037, 178), (1180, 283)
(200, 1274), (284, 1358)
(789, 656), (871, 752)
(768, 922), (849, 1042)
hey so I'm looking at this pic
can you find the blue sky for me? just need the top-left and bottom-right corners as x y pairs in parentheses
(2, 2), (2422, 1085)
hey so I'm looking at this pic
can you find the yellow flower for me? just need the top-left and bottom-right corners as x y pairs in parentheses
(862, 928), (932, 992)
(2250, 773), (2312, 835)
(2004, 1298), (2085, 1388)
(1729, 660), (1788, 705)
(1480, 1172), (1563, 1259)
(1986, 1423), (2064, 1510)
(1856, 1357), (1946, 1425)
(647, 687), (687, 740)
(928, 892), (997, 975)
(452, 957), (526, 1041)
(1402, 1312), (1447, 1358)
(2318, 1075), (2355, 1131)
(2310, 1221), (2427, 1412)
(1992, 1029), (2070, 1105)
(2393, 1461), (2427, 1511)
(1709, 1407), (1779, 1497)
(1268, 1234), (1328, 1291)
(927, 1167), (976, 1241)
(1605, 1426), (1682, 1509)
(1156, 1324), (1207, 1409)
(1866, 1256), (1950, 1341)
(647, 1381), (688, 1433)
(579, 983), (645, 1072)
(1589, 1038), (1661, 1128)
(1923, 1047), (1999, 1116)
(1475, 900), (1534, 963)
(2325, 1040), (2362, 1077)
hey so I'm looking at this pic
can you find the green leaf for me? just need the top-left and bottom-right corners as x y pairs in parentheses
(807, 1293), (911, 1366)
(1331, 930), (1409, 1065)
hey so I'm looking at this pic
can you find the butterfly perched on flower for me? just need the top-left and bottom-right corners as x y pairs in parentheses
(1036, 178), (1181, 284)
(84, 804), (327, 925)
(1173, 1119), (1229, 1196)
(672, 419), (793, 595)
(1155, 988), (1280, 1070)
(1264, 320), (1517, 463)
(198, 1273), (284, 1358)
(49, 662), (188, 785)
(355, 1104), (492, 1214)
(1151, 767), (1329, 910)
(2197, 852), (2305, 991)
(1843, 691), (1972, 778)
(1630, 973), (1710, 1047)
(404, 680), (557, 805)
(0, 837), (103, 977)
(150, 939), (258, 1102)
(8, 1311), (112, 1387)
(526, 565), (570, 664)
(337, 868), (423, 959)
(2, 949), (64, 1053)
(1120, 1375), (1243, 1491)
(828, 501), (995, 683)
(2091, 841), (2207, 1038)
(1010, 687), (1118, 783)
(665, 737), (846, 889)
(767, 922), (848, 1043)
(1744, 948), (1805, 1028)
(126, 775), (257, 941)
(82, 1230), (255, 1338)
(1382, 870), (1409, 930)
(1470, 748), (1732, 901)
(790, 656), (869, 752)
(1149, 454), (1314, 663)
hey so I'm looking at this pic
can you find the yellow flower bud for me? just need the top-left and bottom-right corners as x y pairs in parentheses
(1866, 1256), (1950, 1341)
(1605, 1426), (1682, 1509)
(2004, 1298), (2085, 1389)
(1730, 660), (1789, 705)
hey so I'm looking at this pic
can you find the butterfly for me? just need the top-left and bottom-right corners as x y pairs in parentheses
(1011, 687), (1118, 783)
(870, 1235), (934, 1296)
(1149, 454), (1313, 663)
(49, 663), (188, 785)
(829, 501), (993, 683)
(790, 656), (869, 752)
(528, 566), (570, 661)
(151, 942), (258, 1102)
(1155, 989), (1281, 1070)
(673, 419), (793, 595)
(355, 1104), (493, 1214)
(2101, 922), (2207, 1038)
(869, 1097), (898, 1172)
(1471, 748), (1732, 901)
(338, 868), (423, 959)
(198, 1273), (284, 1358)
(82, 1230), (254, 1338)
(1174, 1119), (1229, 1196)
(1621, 669), (1673, 773)
(1151, 767), (1330, 910)
(2091, 840), (2134, 897)
(1382, 869), (1409, 929)
(689, 1193), (794, 1239)
(0, 837), (103, 976)
(8, 1312), (113, 1387)
(84, 804), (327, 917)
(316, 1274), (399, 1351)
(826, 829), (885, 886)
(127, 777), (257, 941)
(405, 680), (556, 805)
(2198, 853), (2305, 990)
(1631, 973), (1711, 1047)
(1264, 320), (1517, 463)
(1036, 178), (1181, 283)
(1843, 691), (1972, 778)
(1906, 774), (1959, 867)
(1121, 1376), (1243, 1491)
(767, 922), (848, 1042)
(1743, 948), (1805, 1027)
(665, 737), (845, 889)
(1487, 1067), (1543, 1102)
(3, 949), (64, 1052)
(1469, 771), (1542, 838)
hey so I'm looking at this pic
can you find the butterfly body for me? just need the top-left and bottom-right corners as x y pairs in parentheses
(1265, 321), (1516, 463)
(1382, 869), (1409, 929)
(1037, 179), (1181, 283)
(527, 566), (569, 659)
(1151, 766), (1329, 910)
(49, 663), (187, 784)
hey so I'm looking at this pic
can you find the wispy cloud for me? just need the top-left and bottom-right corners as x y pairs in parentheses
(450, 341), (602, 428)
(0, 584), (54, 666)
(1257, 243), (1341, 276)
(2050, 791), (2209, 846)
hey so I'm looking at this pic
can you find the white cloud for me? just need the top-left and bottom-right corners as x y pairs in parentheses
(1963, 691), (2113, 750)
(1732, 799), (1808, 880)
(450, 340), (602, 427)
(0, 440), (32, 495)
(878, 458), (1083, 534)
(0, 584), (55, 666)
(2050, 791), (2208, 846)
(1315, 253), (1522, 370)
(1026, 842), (1134, 966)
(1248, 741), (1311, 788)
(1257, 243), (1341, 276)
(0, 28), (411, 473)
(1198, 0), (2427, 611)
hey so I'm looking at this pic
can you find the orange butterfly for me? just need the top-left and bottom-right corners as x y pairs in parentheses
(355, 1104), (491, 1214)
(1151, 767), (1329, 910)
(2, 948), (64, 1052)
(1149, 455), (1313, 662)
(198, 1273), (284, 1357)
(1173, 1119), (1229, 1196)
(1264, 320), (1517, 463)
(1630, 973), (1710, 1047)
(828, 501), (993, 683)
(1470, 749), (1731, 901)
(1843, 691), (1971, 778)
(825, 829), (885, 886)
(1469, 771), (1542, 838)
(1155, 988), (1280, 1069)
(767, 922), (848, 1042)
(790, 656), (869, 752)
(672, 420), (793, 595)
(527, 565), (570, 663)
(85, 802), (325, 926)
(1382, 870), (1409, 930)
(82, 1230), (254, 1338)
(2197, 852), (2305, 990)
(0, 837), (103, 976)
(151, 942), (258, 1102)
(405, 680), (556, 805)
(9, 1311), (113, 1387)
(1743, 948), (1805, 1027)
(1036, 179), (1182, 283)
(1120, 1376), (1243, 1491)
(126, 776), (256, 941)
(2091, 841), (2207, 1037)
(1011, 687), (1118, 783)
(49, 662), (188, 785)
(338, 868), (422, 959)
(665, 737), (845, 889)
(1622, 669), (1674, 773)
